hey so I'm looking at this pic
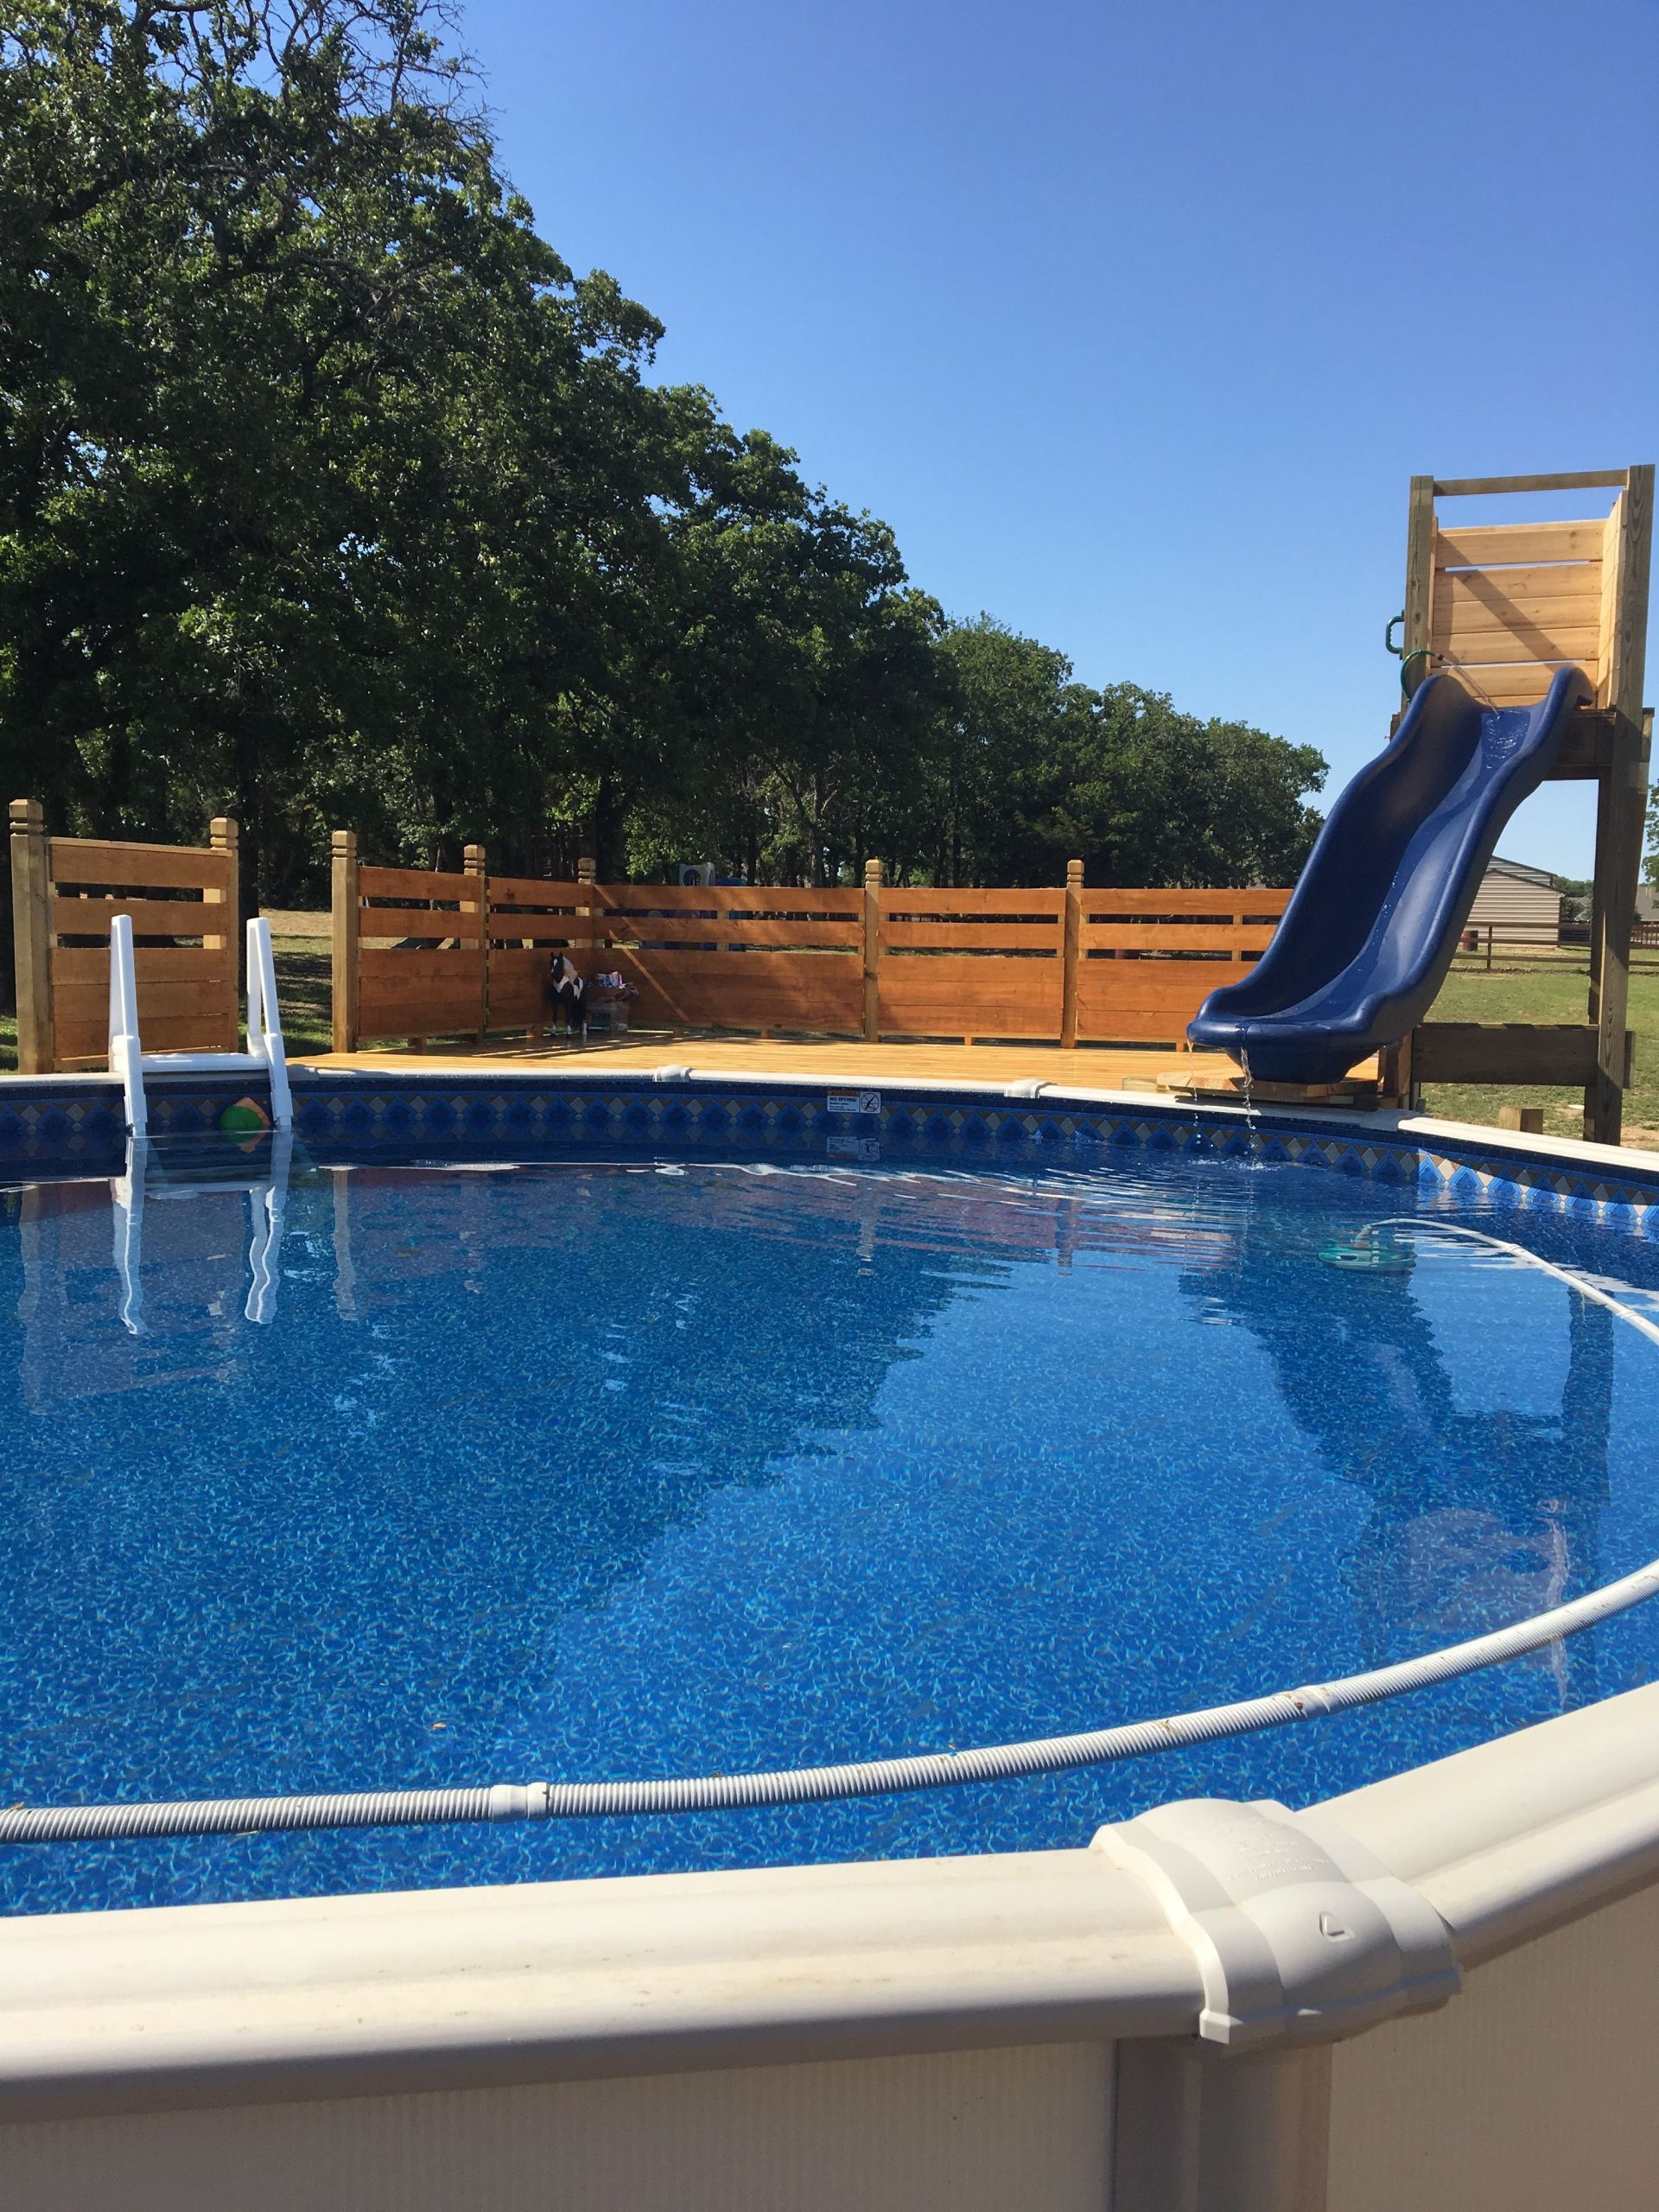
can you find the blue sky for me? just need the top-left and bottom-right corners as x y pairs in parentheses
(462, 0), (1656, 878)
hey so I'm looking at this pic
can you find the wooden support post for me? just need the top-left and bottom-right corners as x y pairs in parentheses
(207, 817), (239, 1033)
(464, 842), (487, 1045)
(1585, 464), (1653, 1147)
(576, 854), (597, 963)
(330, 830), (359, 1055)
(571, 854), (598, 1044)
(1376, 1028), (1413, 1109)
(1586, 709), (1652, 1143)
(1061, 859), (1083, 1046)
(1402, 474), (1437, 697)
(862, 858), (883, 1042)
(10, 798), (54, 1074)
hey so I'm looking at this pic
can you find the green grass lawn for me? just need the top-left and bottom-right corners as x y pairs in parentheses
(1418, 948), (1659, 1147)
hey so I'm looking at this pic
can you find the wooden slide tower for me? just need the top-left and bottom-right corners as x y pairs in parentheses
(1393, 465), (1653, 1144)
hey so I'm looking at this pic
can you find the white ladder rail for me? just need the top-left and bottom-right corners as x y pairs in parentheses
(109, 1127), (295, 1334)
(110, 1137), (148, 1336)
(243, 915), (293, 1128)
(244, 1126), (294, 1325)
(108, 912), (149, 1140)
(107, 912), (293, 1133)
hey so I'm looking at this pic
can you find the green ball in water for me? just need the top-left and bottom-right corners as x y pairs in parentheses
(219, 1097), (270, 1135)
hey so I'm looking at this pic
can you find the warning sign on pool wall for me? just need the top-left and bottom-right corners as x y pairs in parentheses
(827, 1091), (881, 1116)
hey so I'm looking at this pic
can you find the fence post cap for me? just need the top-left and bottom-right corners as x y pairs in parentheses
(864, 857), (884, 886)
(10, 797), (43, 831)
(1066, 858), (1084, 886)
(331, 828), (359, 857)
(209, 816), (238, 849)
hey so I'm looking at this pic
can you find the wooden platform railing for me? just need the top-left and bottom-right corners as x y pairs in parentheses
(329, 839), (1294, 1052)
(10, 802), (239, 1073)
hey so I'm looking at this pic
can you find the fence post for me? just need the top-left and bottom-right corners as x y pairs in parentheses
(862, 858), (883, 1042)
(207, 817), (239, 1039)
(10, 798), (54, 1074)
(1062, 858), (1084, 1047)
(331, 830), (359, 1054)
(577, 854), (597, 969)
(464, 842), (488, 1045)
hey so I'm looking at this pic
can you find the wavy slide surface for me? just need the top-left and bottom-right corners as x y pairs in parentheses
(1188, 667), (1592, 1084)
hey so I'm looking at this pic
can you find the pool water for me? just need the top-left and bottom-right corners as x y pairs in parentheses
(4, 1135), (1659, 1915)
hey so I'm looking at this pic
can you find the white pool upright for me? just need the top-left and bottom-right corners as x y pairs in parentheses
(107, 911), (293, 1137)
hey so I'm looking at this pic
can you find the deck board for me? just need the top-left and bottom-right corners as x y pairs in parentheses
(294, 1033), (1373, 1092)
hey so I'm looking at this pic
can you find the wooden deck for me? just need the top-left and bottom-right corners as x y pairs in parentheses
(294, 1032), (1262, 1094)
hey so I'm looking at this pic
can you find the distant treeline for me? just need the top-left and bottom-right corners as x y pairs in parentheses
(0, 0), (1327, 922)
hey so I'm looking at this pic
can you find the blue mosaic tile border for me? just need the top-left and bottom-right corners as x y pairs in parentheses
(3, 1072), (1658, 1230)
(287, 1081), (1659, 1229)
(0, 1076), (276, 1177)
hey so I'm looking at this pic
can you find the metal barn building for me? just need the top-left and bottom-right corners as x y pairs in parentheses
(1465, 855), (1562, 946)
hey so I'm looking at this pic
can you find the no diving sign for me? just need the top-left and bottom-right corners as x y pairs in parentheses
(827, 1090), (881, 1117)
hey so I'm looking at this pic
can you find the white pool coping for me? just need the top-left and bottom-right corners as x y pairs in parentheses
(3, 1683), (1658, 2120)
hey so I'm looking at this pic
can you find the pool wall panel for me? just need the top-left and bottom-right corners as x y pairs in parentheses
(0, 2044), (1115, 2212)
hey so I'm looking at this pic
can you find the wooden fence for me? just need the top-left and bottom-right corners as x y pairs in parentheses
(330, 841), (1292, 1052)
(602, 880), (866, 1036)
(1075, 882), (1293, 1044)
(10, 801), (240, 1073)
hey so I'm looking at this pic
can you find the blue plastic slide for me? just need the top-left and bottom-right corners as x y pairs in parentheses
(1187, 666), (1592, 1084)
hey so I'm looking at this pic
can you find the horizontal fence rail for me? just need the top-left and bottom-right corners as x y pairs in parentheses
(488, 876), (590, 1034)
(10, 803), (240, 1072)
(601, 882), (865, 1036)
(877, 884), (1065, 1042)
(328, 842), (1294, 1053)
(1075, 886), (1294, 1046)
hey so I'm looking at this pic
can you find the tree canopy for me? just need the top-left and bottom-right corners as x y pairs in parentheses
(0, 0), (1327, 916)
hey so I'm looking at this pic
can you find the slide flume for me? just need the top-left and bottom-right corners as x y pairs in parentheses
(1189, 666), (1592, 1084)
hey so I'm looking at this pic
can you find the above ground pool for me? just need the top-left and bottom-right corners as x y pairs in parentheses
(4, 1090), (1659, 1916)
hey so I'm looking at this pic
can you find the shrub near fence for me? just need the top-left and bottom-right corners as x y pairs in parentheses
(327, 835), (1293, 1052)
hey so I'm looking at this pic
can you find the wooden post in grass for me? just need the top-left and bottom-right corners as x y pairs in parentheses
(330, 829), (359, 1055)
(862, 857), (883, 1042)
(1061, 858), (1083, 1047)
(1585, 466), (1653, 1145)
(10, 798), (53, 1074)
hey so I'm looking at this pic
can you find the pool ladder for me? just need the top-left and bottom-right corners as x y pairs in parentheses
(108, 912), (293, 1137)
